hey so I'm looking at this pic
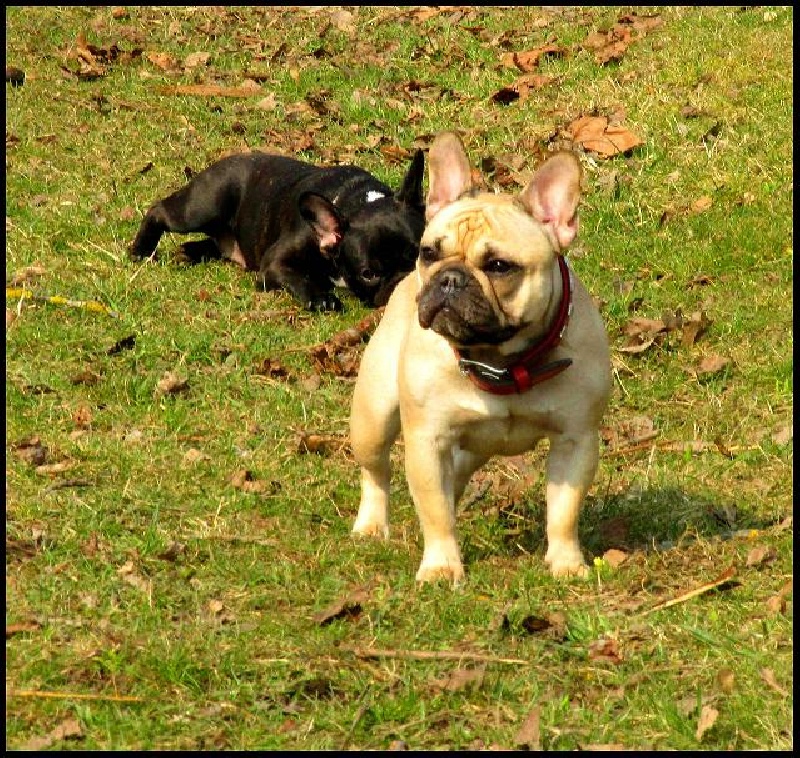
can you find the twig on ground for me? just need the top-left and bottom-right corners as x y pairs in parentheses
(342, 646), (528, 665)
(637, 566), (737, 617)
(8, 689), (143, 703)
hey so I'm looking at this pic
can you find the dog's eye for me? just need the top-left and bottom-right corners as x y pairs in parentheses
(483, 258), (517, 275)
(419, 245), (438, 264)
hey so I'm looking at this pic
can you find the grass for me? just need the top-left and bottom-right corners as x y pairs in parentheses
(6, 6), (792, 751)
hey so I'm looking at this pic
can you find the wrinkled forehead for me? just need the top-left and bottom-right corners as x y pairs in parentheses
(422, 195), (549, 258)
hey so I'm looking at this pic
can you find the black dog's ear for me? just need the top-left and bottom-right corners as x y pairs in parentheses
(299, 192), (345, 255)
(396, 149), (425, 210)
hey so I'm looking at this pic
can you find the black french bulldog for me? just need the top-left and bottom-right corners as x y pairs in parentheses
(128, 150), (426, 310)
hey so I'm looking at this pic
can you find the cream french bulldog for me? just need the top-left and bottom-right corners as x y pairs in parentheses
(350, 131), (611, 585)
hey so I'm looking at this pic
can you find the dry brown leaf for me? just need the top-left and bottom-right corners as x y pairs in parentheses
(716, 668), (735, 693)
(122, 571), (151, 593)
(588, 637), (623, 664)
(72, 404), (93, 429)
(616, 334), (656, 354)
(760, 668), (789, 697)
(623, 316), (668, 336)
(10, 263), (47, 285)
(254, 358), (292, 380)
(183, 51), (210, 68)
(157, 83), (263, 98)
(183, 448), (209, 464)
(70, 368), (100, 386)
(501, 44), (566, 72)
(691, 195), (713, 214)
(313, 587), (370, 625)
(620, 415), (657, 445)
(771, 424), (792, 446)
(430, 664), (486, 692)
(6, 620), (42, 637)
(154, 371), (189, 397)
(13, 436), (48, 466)
(602, 548), (628, 567)
(35, 460), (75, 475)
(514, 705), (542, 749)
(697, 354), (730, 375)
(23, 718), (83, 751)
(569, 115), (643, 157)
(146, 51), (177, 71)
(295, 432), (347, 456)
(695, 704), (719, 742)
(681, 310), (711, 347)
(765, 594), (787, 615)
(745, 545), (777, 567)
(229, 469), (252, 489)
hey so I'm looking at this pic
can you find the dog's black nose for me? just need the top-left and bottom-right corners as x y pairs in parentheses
(437, 267), (468, 294)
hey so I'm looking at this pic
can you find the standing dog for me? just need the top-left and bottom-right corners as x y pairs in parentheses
(129, 150), (426, 310)
(350, 132), (611, 584)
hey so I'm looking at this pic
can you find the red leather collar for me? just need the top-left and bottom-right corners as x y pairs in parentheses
(455, 255), (573, 395)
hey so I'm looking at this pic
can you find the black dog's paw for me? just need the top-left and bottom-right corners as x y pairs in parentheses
(128, 242), (155, 262)
(308, 293), (343, 312)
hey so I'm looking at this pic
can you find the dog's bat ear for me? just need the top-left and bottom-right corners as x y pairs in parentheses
(299, 192), (344, 254)
(396, 149), (425, 210)
(519, 152), (582, 252)
(426, 131), (473, 221)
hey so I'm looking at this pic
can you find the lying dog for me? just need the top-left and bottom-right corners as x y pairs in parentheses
(350, 132), (611, 584)
(129, 150), (425, 310)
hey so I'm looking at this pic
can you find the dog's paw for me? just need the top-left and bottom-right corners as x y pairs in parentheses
(544, 545), (588, 578)
(308, 293), (343, 312)
(352, 520), (389, 539)
(415, 563), (465, 586)
(415, 546), (465, 586)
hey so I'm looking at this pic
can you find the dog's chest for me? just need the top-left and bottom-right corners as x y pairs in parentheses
(454, 402), (554, 457)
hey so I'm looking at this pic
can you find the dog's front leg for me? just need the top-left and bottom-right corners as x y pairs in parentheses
(350, 362), (401, 539)
(543, 432), (600, 577)
(404, 434), (464, 585)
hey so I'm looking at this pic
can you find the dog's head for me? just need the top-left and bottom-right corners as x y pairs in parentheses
(299, 150), (426, 307)
(416, 132), (582, 351)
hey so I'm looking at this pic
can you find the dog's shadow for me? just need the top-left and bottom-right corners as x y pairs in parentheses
(459, 484), (778, 566)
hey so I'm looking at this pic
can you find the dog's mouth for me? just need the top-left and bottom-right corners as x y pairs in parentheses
(417, 267), (517, 347)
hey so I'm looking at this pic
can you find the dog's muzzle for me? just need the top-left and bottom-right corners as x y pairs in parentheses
(417, 264), (516, 346)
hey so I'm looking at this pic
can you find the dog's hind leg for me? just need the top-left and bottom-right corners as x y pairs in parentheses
(129, 157), (246, 260)
(175, 238), (223, 263)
